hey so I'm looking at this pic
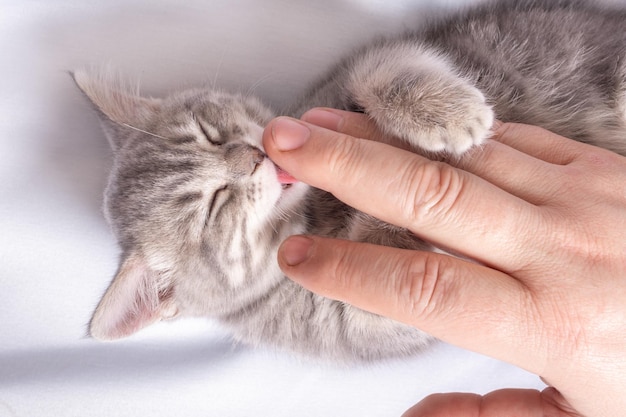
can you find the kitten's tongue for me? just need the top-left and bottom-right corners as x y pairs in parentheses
(274, 164), (298, 184)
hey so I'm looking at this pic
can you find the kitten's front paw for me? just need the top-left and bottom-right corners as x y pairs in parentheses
(424, 87), (494, 154)
(365, 76), (494, 155)
(395, 84), (494, 155)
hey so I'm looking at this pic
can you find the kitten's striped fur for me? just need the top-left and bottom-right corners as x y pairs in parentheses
(76, 0), (626, 361)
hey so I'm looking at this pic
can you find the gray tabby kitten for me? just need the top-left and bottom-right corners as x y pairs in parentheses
(75, 0), (626, 362)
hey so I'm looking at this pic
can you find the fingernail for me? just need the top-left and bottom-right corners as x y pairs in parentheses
(280, 235), (314, 266)
(271, 117), (310, 151)
(301, 108), (343, 131)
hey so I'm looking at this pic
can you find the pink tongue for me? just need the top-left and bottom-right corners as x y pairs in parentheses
(275, 165), (298, 184)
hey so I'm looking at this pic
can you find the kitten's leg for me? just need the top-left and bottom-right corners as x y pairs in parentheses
(347, 211), (432, 251)
(345, 42), (494, 155)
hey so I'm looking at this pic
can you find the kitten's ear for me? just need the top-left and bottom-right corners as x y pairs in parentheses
(71, 69), (161, 150)
(90, 253), (178, 340)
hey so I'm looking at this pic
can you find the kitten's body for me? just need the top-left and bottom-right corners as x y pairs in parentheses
(75, 0), (626, 362)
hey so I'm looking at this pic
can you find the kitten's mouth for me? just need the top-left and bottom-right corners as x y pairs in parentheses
(274, 164), (297, 189)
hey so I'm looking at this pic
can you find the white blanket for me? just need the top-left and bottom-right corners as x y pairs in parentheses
(0, 1), (543, 416)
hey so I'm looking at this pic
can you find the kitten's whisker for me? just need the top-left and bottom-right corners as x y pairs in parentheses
(212, 47), (228, 90)
(121, 123), (169, 140)
(245, 72), (276, 97)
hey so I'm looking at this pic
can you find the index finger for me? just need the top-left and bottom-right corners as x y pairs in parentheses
(301, 107), (413, 151)
(263, 117), (541, 272)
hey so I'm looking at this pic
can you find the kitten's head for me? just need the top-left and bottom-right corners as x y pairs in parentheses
(73, 71), (308, 340)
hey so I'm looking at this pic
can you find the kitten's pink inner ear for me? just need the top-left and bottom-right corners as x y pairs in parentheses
(89, 254), (175, 340)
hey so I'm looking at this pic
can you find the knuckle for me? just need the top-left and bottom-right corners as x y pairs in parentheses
(401, 160), (466, 226)
(396, 253), (450, 321)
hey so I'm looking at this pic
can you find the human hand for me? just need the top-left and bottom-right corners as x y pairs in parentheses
(261, 109), (626, 417)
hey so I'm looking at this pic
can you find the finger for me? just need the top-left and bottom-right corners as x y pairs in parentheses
(277, 235), (540, 371)
(263, 117), (542, 272)
(301, 107), (413, 151)
(403, 389), (580, 417)
(457, 139), (564, 205)
(302, 109), (565, 205)
(462, 123), (626, 207)
(489, 122), (587, 165)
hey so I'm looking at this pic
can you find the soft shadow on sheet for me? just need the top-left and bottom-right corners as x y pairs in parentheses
(0, 337), (244, 387)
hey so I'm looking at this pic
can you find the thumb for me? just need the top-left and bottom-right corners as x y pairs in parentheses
(401, 389), (582, 417)
(278, 235), (542, 374)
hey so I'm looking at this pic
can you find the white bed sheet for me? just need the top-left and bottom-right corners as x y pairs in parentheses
(0, 1), (544, 416)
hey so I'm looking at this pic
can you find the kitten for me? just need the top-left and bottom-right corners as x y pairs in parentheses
(75, 0), (626, 362)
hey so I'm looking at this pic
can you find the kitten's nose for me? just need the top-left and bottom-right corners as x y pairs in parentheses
(249, 147), (266, 175)
(251, 147), (265, 167)
(224, 144), (267, 176)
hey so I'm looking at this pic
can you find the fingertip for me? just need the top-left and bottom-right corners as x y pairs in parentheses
(273, 117), (311, 151)
(278, 235), (314, 268)
(301, 108), (344, 131)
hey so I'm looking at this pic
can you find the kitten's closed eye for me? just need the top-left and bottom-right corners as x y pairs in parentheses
(207, 185), (230, 222)
(194, 114), (224, 146)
